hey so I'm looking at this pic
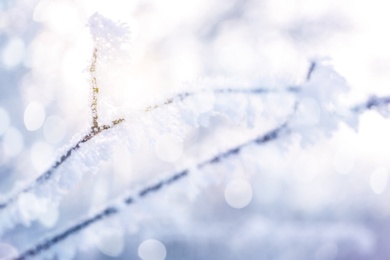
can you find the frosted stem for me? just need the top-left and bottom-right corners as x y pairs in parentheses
(306, 61), (316, 81)
(0, 120), (122, 211)
(90, 48), (99, 134)
(353, 95), (390, 113)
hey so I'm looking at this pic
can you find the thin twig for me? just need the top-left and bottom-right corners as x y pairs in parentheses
(352, 95), (390, 114)
(144, 86), (300, 111)
(90, 48), (99, 134)
(0, 120), (123, 210)
(306, 61), (316, 81)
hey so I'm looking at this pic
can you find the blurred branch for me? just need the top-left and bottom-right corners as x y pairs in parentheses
(353, 95), (390, 114)
(306, 61), (316, 81)
(145, 86), (300, 111)
(12, 119), (290, 260)
(0, 119), (123, 210)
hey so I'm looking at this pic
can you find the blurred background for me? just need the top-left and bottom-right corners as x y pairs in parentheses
(1, 0), (390, 259)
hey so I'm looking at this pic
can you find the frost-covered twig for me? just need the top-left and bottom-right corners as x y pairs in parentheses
(88, 47), (126, 133)
(0, 47), (126, 212)
(353, 95), (390, 114)
(145, 86), (300, 111)
(0, 85), (297, 213)
(90, 47), (100, 133)
(306, 61), (316, 81)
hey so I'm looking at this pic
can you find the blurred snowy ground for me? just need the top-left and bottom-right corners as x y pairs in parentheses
(1, 0), (390, 259)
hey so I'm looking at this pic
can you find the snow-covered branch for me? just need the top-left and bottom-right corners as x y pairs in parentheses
(0, 84), (298, 234)
(10, 91), (390, 260)
(2, 9), (390, 260)
(11, 119), (289, 260)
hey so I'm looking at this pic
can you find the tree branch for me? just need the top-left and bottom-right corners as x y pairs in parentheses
(306, 61), (316, 81)
(11, 119), (290, 260)
(353, 95), (390, 114)
(0, 86), (297, 212)
(10, 91), (390, 259)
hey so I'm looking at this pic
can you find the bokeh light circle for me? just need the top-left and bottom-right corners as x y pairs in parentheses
(224, 179), (253, 209)
(138, 239), (167, 260)
(24, 101), (46, 131)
